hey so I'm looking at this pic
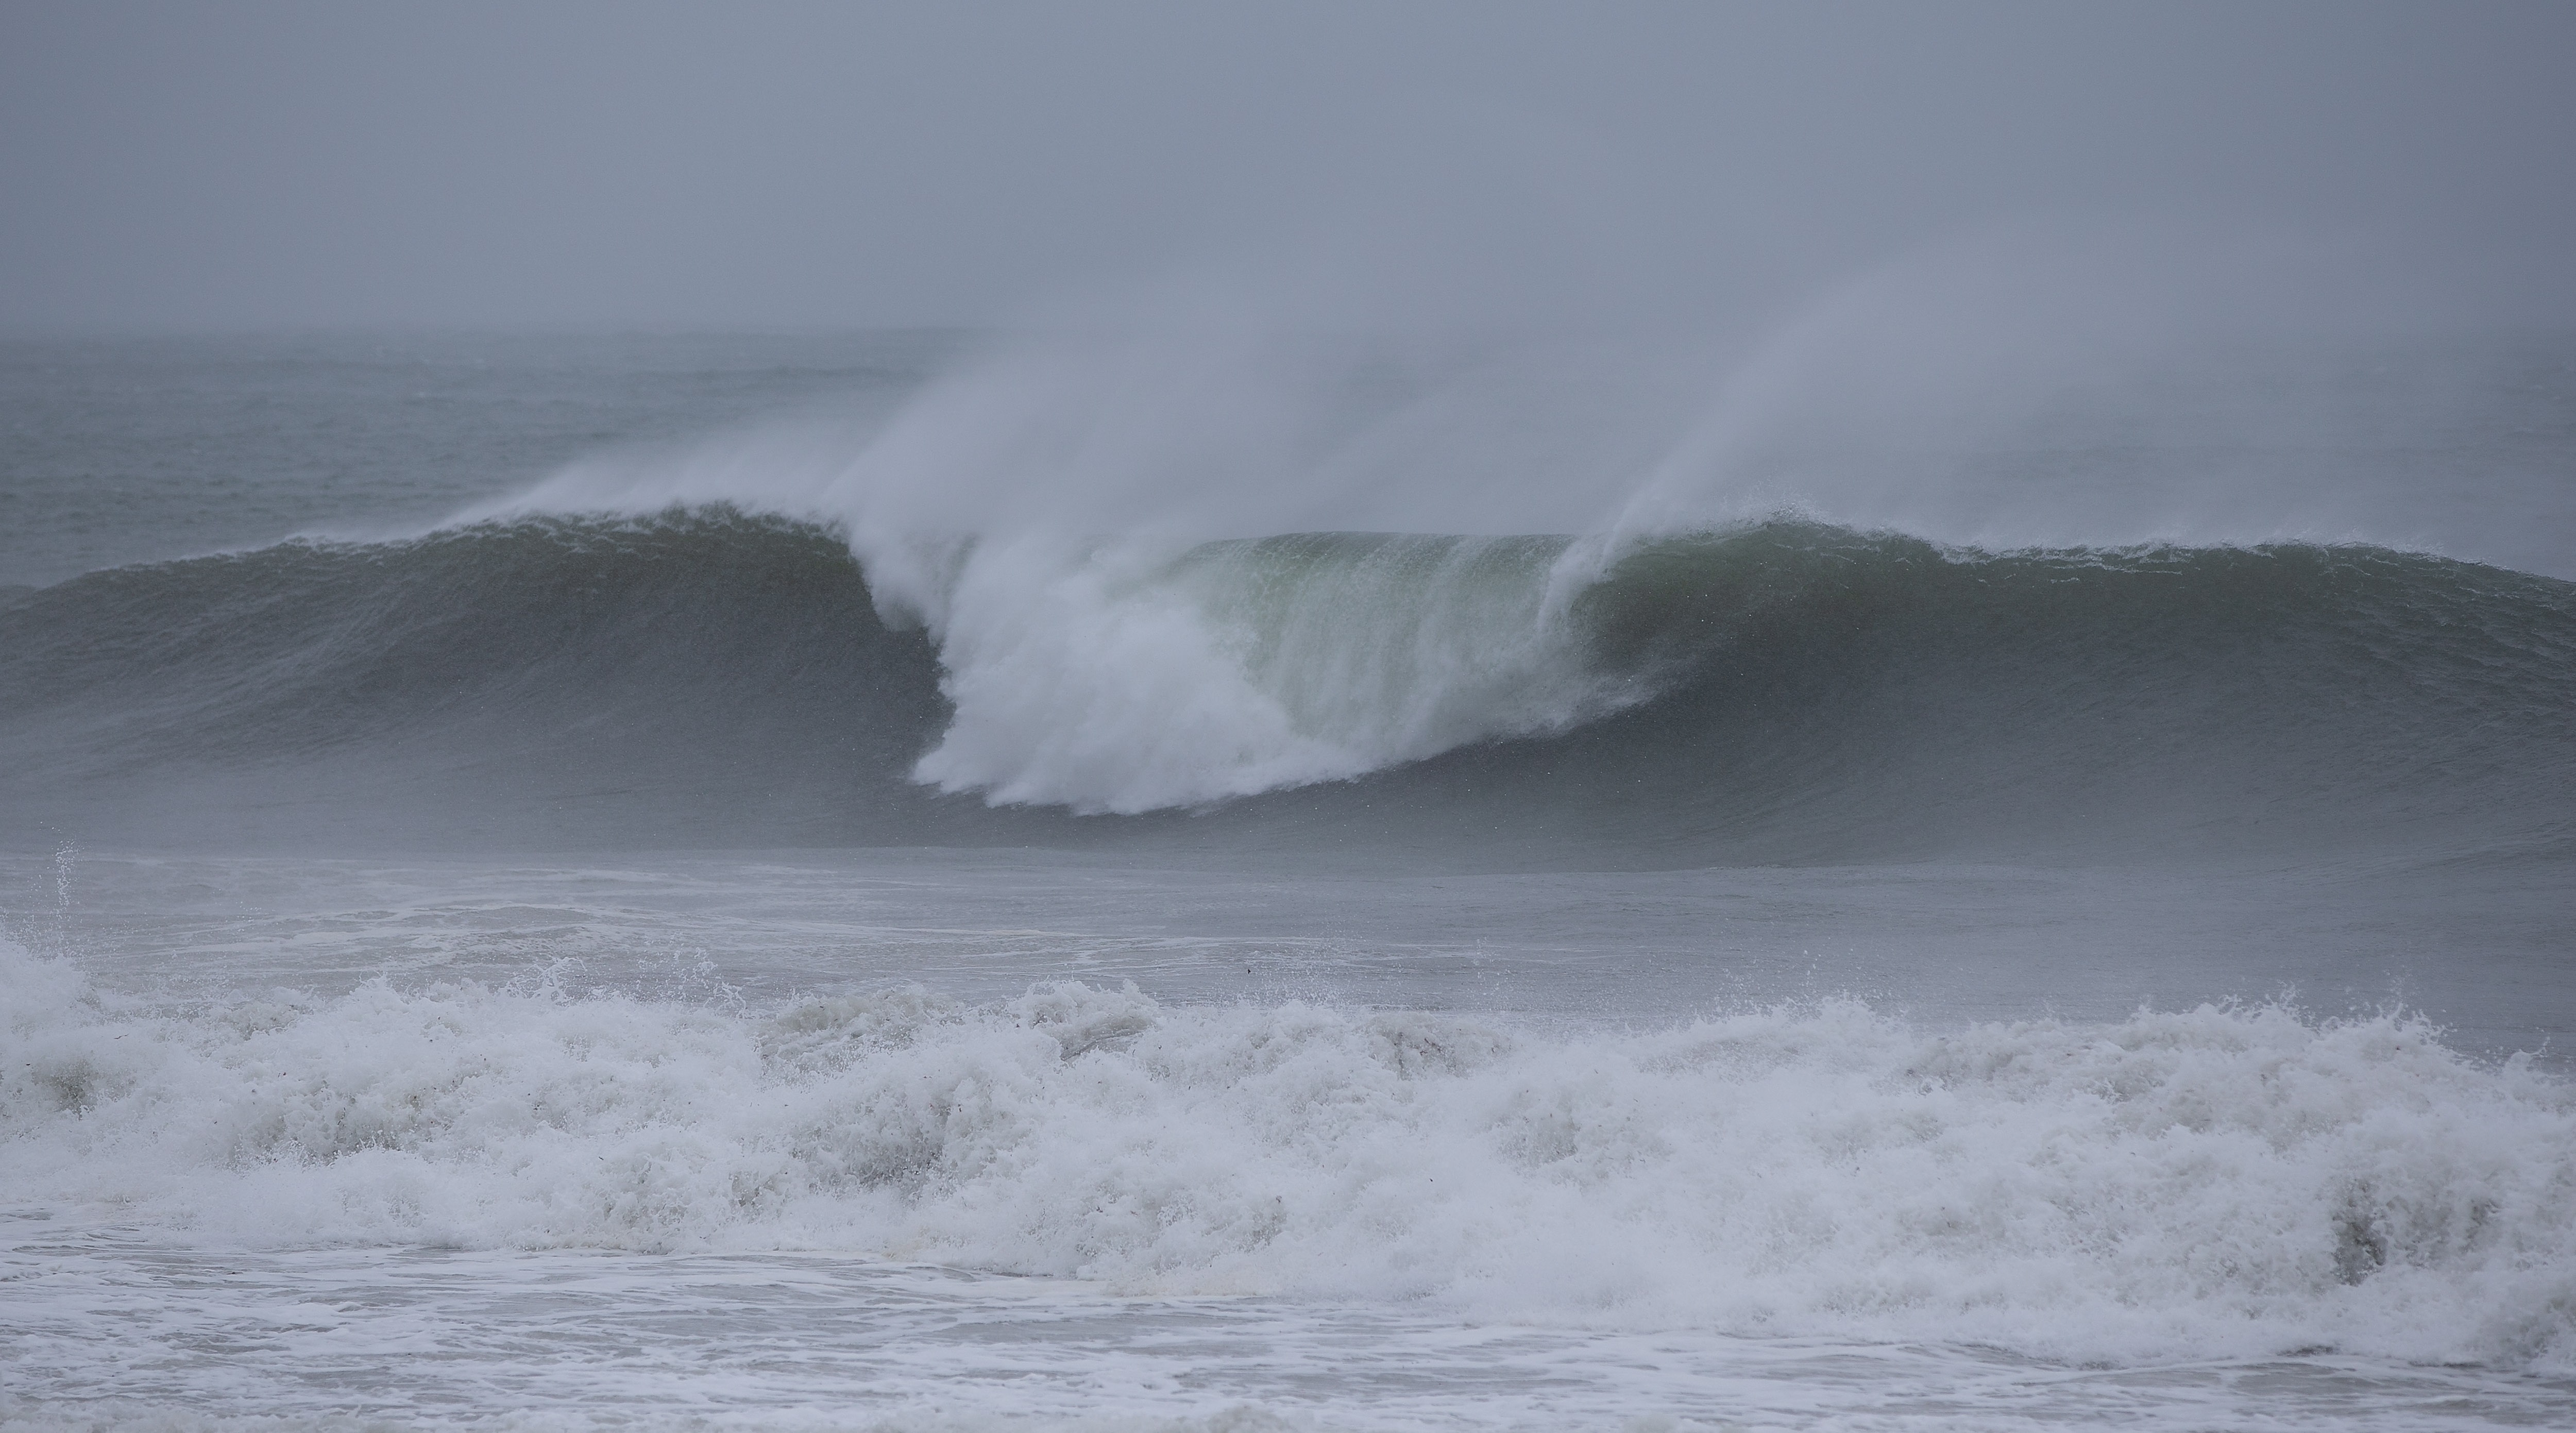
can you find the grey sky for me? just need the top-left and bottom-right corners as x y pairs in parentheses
(5, 1), (2572, 333)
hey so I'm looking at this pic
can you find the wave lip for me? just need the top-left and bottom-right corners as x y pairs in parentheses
(908, 529), (1630, 813)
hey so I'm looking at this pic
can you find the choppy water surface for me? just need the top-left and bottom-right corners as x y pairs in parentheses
(4, 333), (2573, 1428)
(13, 1241), (2574, 1431)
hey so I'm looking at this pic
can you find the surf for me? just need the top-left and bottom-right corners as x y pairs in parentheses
(3, 506), (2571, 864)
(7, 936), (2572, 1371)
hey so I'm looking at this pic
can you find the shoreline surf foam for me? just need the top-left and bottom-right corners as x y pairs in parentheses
(8, 940), (2573, 1373)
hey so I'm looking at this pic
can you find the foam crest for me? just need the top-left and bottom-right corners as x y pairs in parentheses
(486, 382), (1641, 809)
(908, 531), (1624, 811)
(7, 942), (2571, 1371)
(443, 325), (1716, 811)
(445, 293), (2576, 816)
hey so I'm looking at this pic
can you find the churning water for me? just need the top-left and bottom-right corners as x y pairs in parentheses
(3, 329), (2573, 1430)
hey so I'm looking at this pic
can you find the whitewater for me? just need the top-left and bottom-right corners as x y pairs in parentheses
(4, 328), (2575, 1429)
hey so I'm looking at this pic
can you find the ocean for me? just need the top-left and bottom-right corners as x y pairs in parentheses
(3, 329), (2573, 1430)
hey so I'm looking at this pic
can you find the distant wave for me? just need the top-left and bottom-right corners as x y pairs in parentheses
(3, 507), (2571, 858)
(7, 940), (2572, 1369)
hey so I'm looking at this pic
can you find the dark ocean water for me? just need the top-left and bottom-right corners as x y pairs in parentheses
(3, 331), (2573, 1430)
(5, 508), (2571, 868)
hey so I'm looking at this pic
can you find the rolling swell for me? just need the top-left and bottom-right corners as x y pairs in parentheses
(4, 507), (2571, 863)
(0, 510), (965, 848)
(1509, 526), (2576, 862)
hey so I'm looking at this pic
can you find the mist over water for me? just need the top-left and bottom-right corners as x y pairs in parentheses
(12, 2), (2576, 1422)
(7, 261), (2576, 1430)
(387, 245), (2576, 827)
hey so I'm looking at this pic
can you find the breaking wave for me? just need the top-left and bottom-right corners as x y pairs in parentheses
(1, 506), (2571, 858)
(6, 939), (2572, 1370)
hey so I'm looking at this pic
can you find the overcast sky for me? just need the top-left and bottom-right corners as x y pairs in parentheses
(5, 1), (2572, 333)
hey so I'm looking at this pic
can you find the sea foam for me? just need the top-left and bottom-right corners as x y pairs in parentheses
(7, 940), (2570, 1372)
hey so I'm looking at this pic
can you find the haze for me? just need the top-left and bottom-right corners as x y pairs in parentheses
(6, 0), (2574, 334)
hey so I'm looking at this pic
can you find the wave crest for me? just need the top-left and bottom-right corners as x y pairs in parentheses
(3, 509), (2572, 857)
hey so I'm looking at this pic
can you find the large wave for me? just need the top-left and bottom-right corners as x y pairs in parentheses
(2, 506), (2570, 861)
(7, 940), (2572, 1370)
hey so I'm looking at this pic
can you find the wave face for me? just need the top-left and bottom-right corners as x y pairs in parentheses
(3, 507), (2572, 861)
(7, 940), (2573, 1370)
(908, 529), (1619, 812)
(0, 510), (958, 849)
